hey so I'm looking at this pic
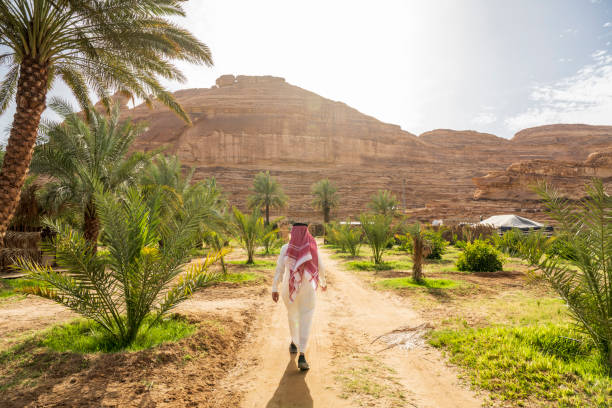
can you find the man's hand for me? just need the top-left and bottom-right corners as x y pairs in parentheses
(321, 285), (327, 292)
(272, 291), (279, 303)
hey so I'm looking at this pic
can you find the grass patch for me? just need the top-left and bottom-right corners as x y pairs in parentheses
(377, 277), (461, 290)
(346, 260), (413, 271)
(227, 259), (276, 269)
(430, 324), (611, 407)
(216, 272), (258, 284)
(0, 278), (46, 298)
(42, 315), (196, 353)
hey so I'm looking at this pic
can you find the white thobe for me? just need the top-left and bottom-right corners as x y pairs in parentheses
(272, 244), (326, 353)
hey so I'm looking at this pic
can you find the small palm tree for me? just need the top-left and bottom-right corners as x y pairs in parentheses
(260, 218), (284, 255)
(0, 0), (213, 245)
(406, 223), (429, 283)
(517, 179), (612, 368)
(231, 207), (264, 264)
(311, 179), (339, 224)
(247, 171), (287, 225)
(141, 155), (195, 196)
(368, 190), (399, 216)
(32, 101), (151, 246)
(16, 187), (221, 348)
(359, 213), (393, 264)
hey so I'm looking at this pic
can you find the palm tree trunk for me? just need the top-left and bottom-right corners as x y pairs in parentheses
(324, 206), (330, 224)
(413, 235), (424, 282)
(265, 205), (270, 226)
(0, 58), (49, 246)
(84, 200), (100, 249)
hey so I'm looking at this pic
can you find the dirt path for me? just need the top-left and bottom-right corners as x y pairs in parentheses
(227, 246), (484, 408)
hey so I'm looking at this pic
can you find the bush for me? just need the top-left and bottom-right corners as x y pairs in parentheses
(395, 233), (413, 253)
(456, 240), (503, 272)
(423, 230), (448, 259)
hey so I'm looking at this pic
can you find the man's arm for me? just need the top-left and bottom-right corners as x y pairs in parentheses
(318, 255), (327, 290)
(272, 245), (287, 302)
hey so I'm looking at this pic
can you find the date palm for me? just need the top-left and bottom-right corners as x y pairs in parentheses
(0, 0), (213, 245)
(368, 190), (399, 217)
(32, 101), (152, 245)
(517, 180), (612, 369)
(16, 187), (222, 347)
(247, 171), (287, 225)
(231, 207), (264, 264)
(311, 178), (339, 224)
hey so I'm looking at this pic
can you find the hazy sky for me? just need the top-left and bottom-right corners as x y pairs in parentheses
(1, 0), (611, 142)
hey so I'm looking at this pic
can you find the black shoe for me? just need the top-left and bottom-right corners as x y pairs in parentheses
(289, 342), (298, 354)
(298, 354), (309, 371)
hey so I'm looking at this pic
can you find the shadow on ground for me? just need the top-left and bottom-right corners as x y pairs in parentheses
(266, 357), (312, 408)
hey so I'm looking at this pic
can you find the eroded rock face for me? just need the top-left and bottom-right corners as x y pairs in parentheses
(474, 150), (612, 202)
(125, 75), (612, 223)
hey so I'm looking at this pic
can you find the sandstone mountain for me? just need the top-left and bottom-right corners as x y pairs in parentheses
(124, 74), (612, 224)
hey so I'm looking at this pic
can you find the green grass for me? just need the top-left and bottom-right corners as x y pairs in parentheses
(345, 260), (413, 271)
(430, 324), (612, 407)
(41, 315), (196, 353)
(216, 272), (259, 284)
(0, 278), (45, 298)
(377, 277), (461, 290)
(227, 259), (276, 268)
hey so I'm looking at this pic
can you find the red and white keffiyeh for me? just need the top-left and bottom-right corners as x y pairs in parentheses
(286, 225), (319, 302)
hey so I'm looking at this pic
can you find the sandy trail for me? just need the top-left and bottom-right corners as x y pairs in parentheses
(230, 246), (484, 408)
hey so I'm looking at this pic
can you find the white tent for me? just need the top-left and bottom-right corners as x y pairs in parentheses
(478, 214), (543, 230)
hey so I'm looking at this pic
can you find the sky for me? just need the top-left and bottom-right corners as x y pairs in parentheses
(1, 0), (611, 142)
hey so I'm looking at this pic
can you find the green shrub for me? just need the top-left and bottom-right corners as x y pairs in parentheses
(423, 230), (448, 259)
(456, 240), (503, 272)
(395, 233), (413, 253)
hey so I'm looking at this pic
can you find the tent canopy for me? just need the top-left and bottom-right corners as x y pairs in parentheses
(478, 214), (543, 229)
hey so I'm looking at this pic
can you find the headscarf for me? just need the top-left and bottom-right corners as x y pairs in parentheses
(286, 225), (319, 302)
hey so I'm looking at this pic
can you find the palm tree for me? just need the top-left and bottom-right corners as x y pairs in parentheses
(359, 213), (393, 264)
(368, 190), (399, 216)
(311, 179), (339, 224)
(32, 101), (151, 245)
(231, 207), (264, 264)
(141, 155), (195, 196)
(406, 223), (428, 283)
(0, 0), (213, 245)
(247, 171), (287, 225)
(16, 187), (221, 348)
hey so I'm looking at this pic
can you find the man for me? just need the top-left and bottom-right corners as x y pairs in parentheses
(271, 223), (327, 371)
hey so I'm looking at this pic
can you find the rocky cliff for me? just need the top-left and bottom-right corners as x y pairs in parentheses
(124, 74), (612, 223)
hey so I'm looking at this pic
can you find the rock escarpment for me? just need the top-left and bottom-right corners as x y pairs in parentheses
(125, 74), (612, 223)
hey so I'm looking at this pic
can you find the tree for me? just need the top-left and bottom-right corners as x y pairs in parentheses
(16, 187), (221, 348)
(231, 207), (264, 264)
(405, 223), (427, 282)
(516, 180), (612, 369)
(0, 0), (213, 245)
(368, 190), (399, 216)
(247, 171), (287, 225)
(359, 213), (393, 264)
(31, 101), (151, 246)
(311, 179), (339, 224)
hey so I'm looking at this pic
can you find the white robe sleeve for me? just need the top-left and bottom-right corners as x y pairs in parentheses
(272, 244), (288, 292)
(318, 253), (327, 288)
